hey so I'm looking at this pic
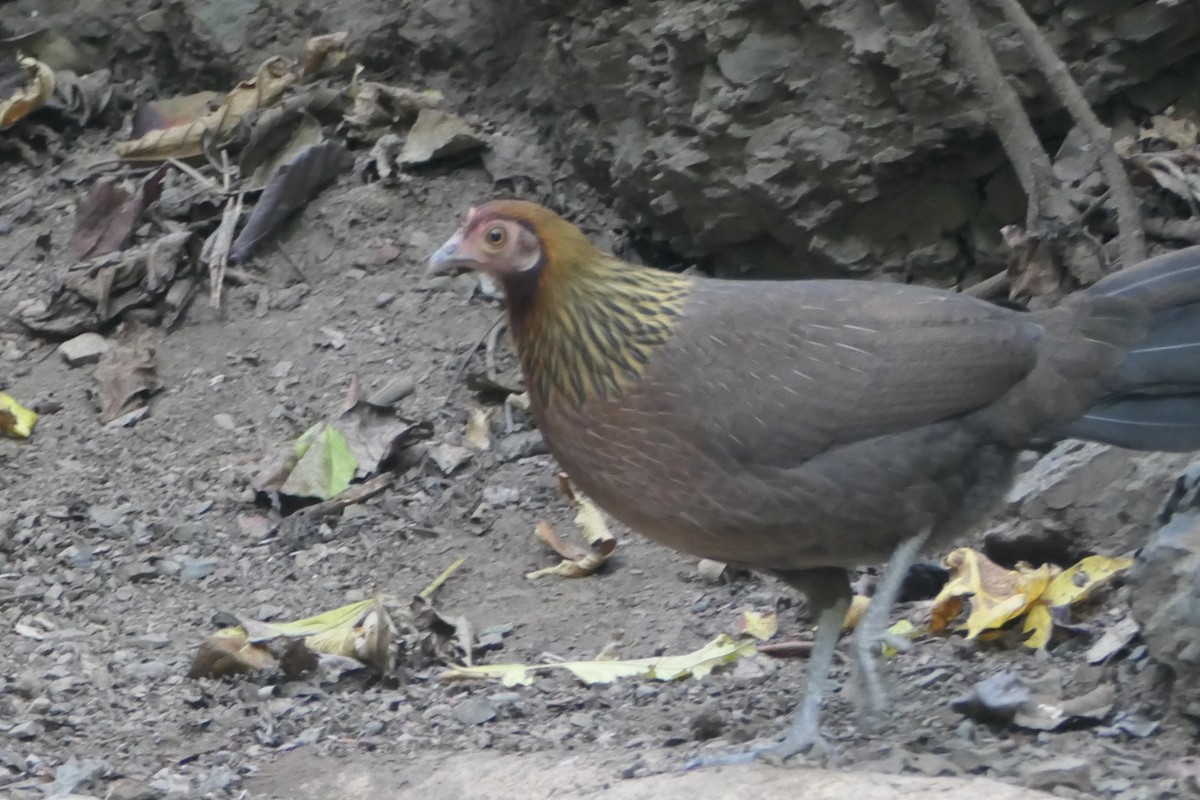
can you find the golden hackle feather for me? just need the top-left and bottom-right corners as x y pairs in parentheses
(489, 201), (692, 408)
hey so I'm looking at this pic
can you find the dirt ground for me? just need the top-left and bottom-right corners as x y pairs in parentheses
(1, 2), (1198, 799)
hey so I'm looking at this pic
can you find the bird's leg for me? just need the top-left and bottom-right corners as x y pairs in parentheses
(686, 567), (851, 768)
(852, 530), (931, 719)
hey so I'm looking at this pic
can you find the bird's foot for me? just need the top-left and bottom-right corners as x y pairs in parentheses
(684, 706), (830, 770)
(684, 729), (829, 770)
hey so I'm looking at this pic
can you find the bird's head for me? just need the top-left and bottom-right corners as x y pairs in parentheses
(428, 200), (593, 285)
(428, 200), (693, 407)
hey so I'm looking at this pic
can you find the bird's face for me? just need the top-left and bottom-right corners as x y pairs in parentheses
(428, 208), (543, 278)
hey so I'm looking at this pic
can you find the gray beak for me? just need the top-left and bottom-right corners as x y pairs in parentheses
(427, 230), (469, 276)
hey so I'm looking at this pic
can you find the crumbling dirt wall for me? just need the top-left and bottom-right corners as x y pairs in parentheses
(526, 0), (1200, 278)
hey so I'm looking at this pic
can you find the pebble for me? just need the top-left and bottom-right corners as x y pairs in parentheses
(482, 485), (520, 507)
(178, 557), (220, 581)
(451, 697), (497, 725)
(9, 720), (40, 740)
(1021, 755), (1093, 792)
(368, 375), (415, 406)
(127, 661), (168, 681)
(374, 291), (397, 308)
(88, 506), (122, 528)
(133, 633), (171, 650)
(689, 705), (726, 740)
(213, 413), (237, 431)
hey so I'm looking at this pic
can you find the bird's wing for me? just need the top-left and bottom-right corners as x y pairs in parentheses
(662, 279), (1042, 467)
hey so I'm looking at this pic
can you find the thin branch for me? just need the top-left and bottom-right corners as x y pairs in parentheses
(933, 0), (1076, 237)
(991, 0), (1145, 266)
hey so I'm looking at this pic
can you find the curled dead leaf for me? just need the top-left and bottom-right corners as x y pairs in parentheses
(117, 57), (297, 161)
(527, 476), (616, 579)
(0, 56), (54, 129)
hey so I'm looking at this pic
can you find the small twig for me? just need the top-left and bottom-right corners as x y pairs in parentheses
(419, 557), (466, 601)
(274, 241), (311, 285)
(990, 0), (1145, 267)
(292, 472), (396, 523)
(934, 0), (1074, 237)
(205, 192), (244, 309)
(167, 157), (220, 193)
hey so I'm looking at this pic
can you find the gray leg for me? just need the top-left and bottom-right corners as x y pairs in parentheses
(852, 530), (930, 717)
(686, 567), (852, 768)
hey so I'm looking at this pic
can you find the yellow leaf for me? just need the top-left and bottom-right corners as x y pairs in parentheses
(1022, 604), (1054, 650)
(882, 619), (917, 658)
(0, 56), (54, 129)
(1041, 554), (1133, 608)
(0, 393), (38, 438)
(841, 595), (870, 631)
(734, 610), (778, 641)
(931, 549), (1057, 639)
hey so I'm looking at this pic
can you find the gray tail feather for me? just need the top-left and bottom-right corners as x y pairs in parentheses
(1060, 395), (1200, 452)
(1087, 245), (1200, 309)
(1066, 246), (1200, 451)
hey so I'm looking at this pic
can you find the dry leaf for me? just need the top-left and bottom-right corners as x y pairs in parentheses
(237, 106), (324, 190)
(527, 476), (616, 579)
(930, 548), (1132, 649)
(299, 31), (349, 78)
(344, 71), (442, 138)
(229, 140), (350, 263)
(92, 331), (162, 424)
(71, 165), (167, 259)
(400, 109), (485, 166)
(189, 597), (394, 679)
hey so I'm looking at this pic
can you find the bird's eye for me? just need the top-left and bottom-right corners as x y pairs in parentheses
(485, 225), (507, 247)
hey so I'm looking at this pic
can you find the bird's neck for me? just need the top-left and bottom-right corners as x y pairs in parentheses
(506, 256), (692, 409)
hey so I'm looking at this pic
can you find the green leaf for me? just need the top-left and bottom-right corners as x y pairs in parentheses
(279, 422), (357, 499)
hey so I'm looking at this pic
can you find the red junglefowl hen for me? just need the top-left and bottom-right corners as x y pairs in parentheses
(429, 200), (1200, 762)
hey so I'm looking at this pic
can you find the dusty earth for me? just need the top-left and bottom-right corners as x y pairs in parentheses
(1, 1), (1199, 799)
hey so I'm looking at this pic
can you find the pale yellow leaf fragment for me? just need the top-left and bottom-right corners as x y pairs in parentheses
(465, 407), (491, 450)
(0, 392), (38, 438)
(440, 634), (755, 687)
(0, 56), (54, 129)
(734, 610), (778, 641)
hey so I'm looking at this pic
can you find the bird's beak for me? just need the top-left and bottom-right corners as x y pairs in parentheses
(427, 229), (472, 276)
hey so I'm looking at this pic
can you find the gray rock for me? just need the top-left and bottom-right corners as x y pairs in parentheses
(1130, 461), (1200, 715)
(58, 333), (109, 367)
(178, 557), (219, 581)
(9, 720), (39, 740)
(1021, 755), (1092, 792)
(985, 444), (1192, 565)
